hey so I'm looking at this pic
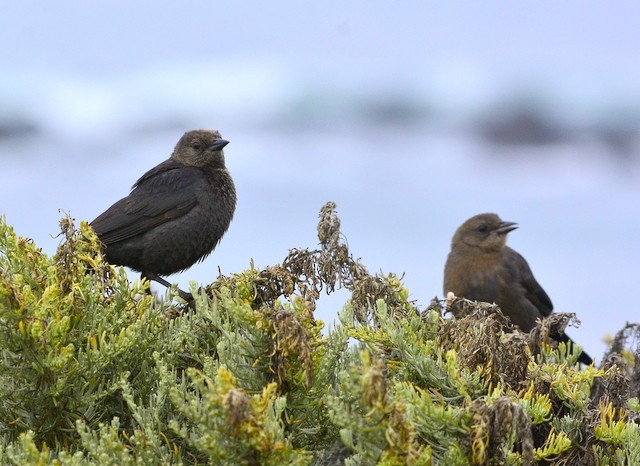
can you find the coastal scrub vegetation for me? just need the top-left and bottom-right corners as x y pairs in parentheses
(1, 203), (639, 465)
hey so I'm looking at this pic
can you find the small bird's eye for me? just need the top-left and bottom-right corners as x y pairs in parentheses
(191, 142), (203, 151)
(477, 225), (488, 233)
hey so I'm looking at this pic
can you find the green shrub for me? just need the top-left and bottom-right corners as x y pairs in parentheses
(1, 204), (638, 465)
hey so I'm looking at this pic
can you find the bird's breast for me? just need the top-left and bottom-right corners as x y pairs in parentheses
(444, 249), (503, 303)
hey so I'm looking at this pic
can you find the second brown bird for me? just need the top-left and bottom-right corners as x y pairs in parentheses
(443, 213), (592, 365)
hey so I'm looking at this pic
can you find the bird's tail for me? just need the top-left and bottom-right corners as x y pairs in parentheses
(554, 332), (593, 366)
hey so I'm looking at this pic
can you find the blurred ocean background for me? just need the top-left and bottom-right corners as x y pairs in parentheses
(1, 2), (639, 361)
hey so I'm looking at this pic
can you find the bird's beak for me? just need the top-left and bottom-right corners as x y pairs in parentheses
(209, 139), (229, 151)
(496, 221), (518, 235)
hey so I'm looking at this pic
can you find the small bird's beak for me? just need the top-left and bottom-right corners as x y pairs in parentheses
(496, 221), (518, 235)
(209, 139), (229, 151)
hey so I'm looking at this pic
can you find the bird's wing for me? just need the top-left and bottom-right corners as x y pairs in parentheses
(505, 247), (554, 316)
(91, 160), (203, 245)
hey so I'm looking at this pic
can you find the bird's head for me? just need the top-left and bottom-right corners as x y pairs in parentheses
(171, 129), (229, 169)
(451, 213), (518, 253)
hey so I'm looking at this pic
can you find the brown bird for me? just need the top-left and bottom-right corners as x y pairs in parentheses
(91, 129), (236, 301)
(444, 213), (592, 365)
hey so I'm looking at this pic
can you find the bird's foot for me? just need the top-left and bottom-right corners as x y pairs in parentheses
(141, 272), (195, 309)
(177, 288), (196, 308)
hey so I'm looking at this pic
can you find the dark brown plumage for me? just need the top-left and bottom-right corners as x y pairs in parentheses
(444, 213), (592, 365)
(91, 129), (236, 301)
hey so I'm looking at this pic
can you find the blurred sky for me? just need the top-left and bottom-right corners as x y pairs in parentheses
(1, 2), (639, 361)
(2, 2), (639, 87)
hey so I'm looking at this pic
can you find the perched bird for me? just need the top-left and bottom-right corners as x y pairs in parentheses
(443, 213), (592, 365)
(91, 129), (236, 301)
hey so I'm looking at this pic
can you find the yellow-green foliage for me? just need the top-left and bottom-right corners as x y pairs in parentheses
(1, 204), (639, 465)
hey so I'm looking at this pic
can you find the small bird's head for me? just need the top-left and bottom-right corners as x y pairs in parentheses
(171, 129), (229, 168)
(451, 213), (518, 253)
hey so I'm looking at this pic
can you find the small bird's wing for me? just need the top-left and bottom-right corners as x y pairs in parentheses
(505, 247), (554, 317)
(91, 160), (203, 245)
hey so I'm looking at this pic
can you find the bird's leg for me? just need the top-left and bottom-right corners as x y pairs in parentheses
(141, 272), (194, 304)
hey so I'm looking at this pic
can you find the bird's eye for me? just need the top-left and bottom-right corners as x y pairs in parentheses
(477, 225), (488, 234)
(191, 142), (203, 151)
